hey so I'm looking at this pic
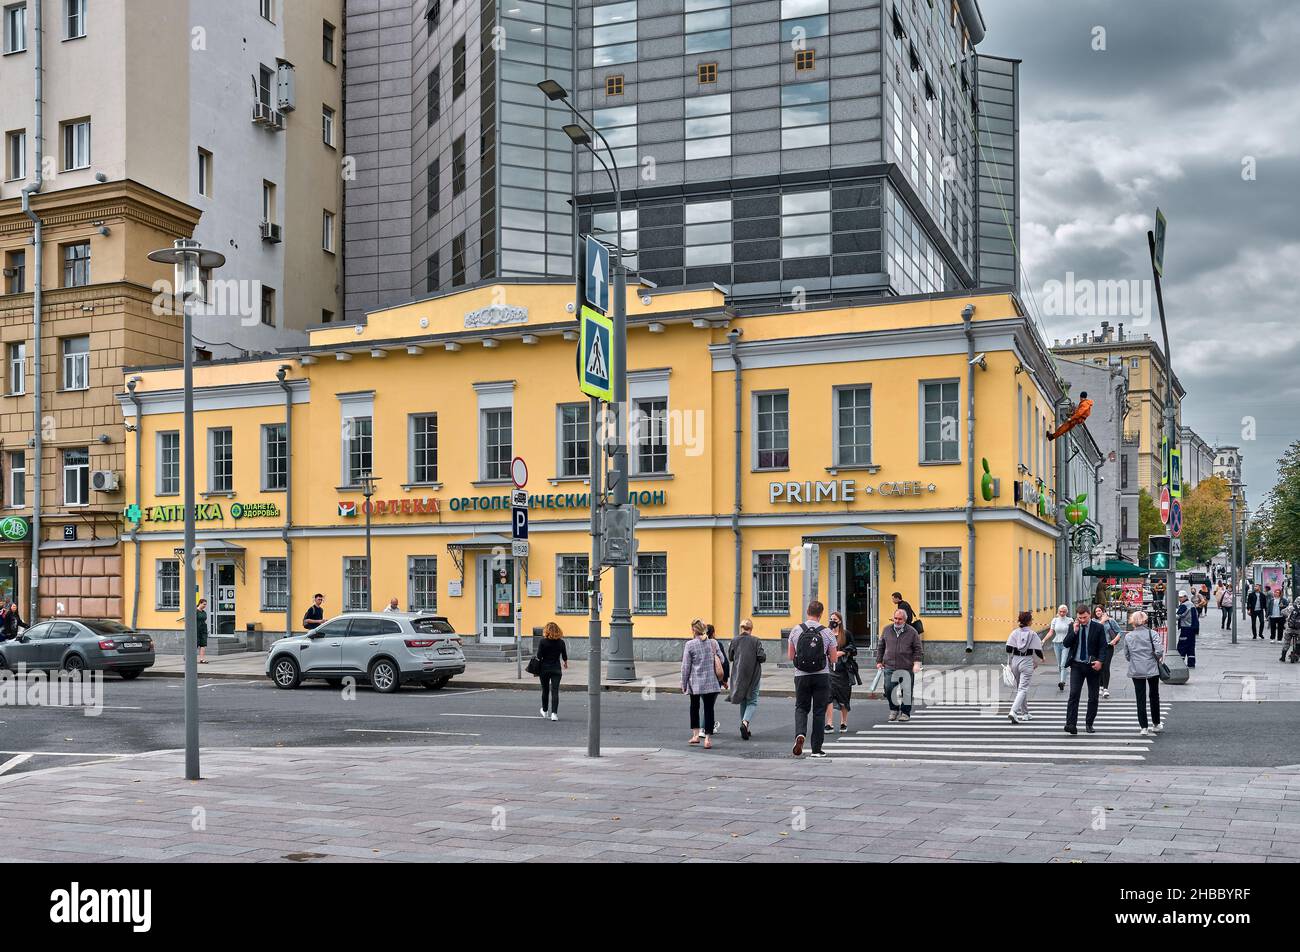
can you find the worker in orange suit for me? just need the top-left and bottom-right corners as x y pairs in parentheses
(1047, 391), (1093, 441)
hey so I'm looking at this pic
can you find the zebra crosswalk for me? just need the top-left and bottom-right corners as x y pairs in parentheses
(825, 700), (1170, 765)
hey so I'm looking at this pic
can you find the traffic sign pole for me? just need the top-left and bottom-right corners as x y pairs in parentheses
(511, 458), (527, 681)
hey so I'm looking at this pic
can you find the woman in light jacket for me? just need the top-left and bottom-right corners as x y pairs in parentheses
(1005, 610), (1043, 723)
(1122, 610), (1165, 737)
(1040, 604), (1073, 691)
(726, 619), (765, 740)
(682, 619), (723, 749)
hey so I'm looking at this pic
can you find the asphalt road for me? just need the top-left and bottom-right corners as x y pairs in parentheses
(3, 672), (1298, 776)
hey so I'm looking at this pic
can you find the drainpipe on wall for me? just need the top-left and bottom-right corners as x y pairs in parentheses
(127, 378), (143, 630)
(961, 304), (976, 655)
(728, 328), (743, 639)
(21, 0), (44, 622)
(276, 366), (293, 639)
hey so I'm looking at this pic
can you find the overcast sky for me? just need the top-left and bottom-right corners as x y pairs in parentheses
(979, 0), (1300, 510)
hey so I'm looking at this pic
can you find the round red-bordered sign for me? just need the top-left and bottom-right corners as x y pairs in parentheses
(511, 456), (528, 488)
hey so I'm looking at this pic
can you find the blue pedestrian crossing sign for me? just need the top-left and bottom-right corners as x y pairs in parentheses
(579, 305), (614, 401)
(585, 235), (610, 314)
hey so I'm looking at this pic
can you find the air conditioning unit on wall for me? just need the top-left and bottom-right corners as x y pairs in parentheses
(91, 470), (120, 493)
(261, 221), (283, 243)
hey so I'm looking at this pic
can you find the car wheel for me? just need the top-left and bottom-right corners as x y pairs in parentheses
(62, 654), (86, 673)
(369, 658), (400, 694)
(271, 655), (301, 689)
(423, 675), (449, 690)
(119, 667), (144, 680)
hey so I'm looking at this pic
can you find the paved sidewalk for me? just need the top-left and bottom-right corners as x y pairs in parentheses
(149, 628), (1300, 701)
(0, 744), (1296, 862)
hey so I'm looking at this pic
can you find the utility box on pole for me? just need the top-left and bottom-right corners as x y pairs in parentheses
(600, 505), (638, 566)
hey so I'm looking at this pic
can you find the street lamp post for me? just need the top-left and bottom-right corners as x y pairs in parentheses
(359, 473), (380, 613)
(147, 239), (225, 781)
(1146, 228), (1178, 646)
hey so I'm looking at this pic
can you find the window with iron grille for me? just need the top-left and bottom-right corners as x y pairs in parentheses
(920, 548), (961, 615)
(156, 560), (180, 611)
(557, 555), (590, 613)
(558, 403), (590, 478)
(262, 558), (288, 611)
(410, 413), (438, 483)
(409, 556), (438, 612)
(344, 557), (370, 612)
(755, 391), (789, 469)
(634, 553), (667, 614)
(753, 551), (790, 614)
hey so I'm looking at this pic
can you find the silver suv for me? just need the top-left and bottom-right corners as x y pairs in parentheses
(266, 613), (466, 693)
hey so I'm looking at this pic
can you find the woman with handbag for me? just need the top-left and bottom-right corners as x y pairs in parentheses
(704, 624), (728, 734)
(1121, 610), (1166, 737)
(682, 619), (723, 749)
(1004, 610), (1043, 723)
(534, 621), (568, 721)
(825, 613), (858, 734)
(727, 619), (765, 740)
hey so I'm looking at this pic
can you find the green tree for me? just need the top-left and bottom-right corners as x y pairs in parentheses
(1259, 441), (1300, 565)
(1180, 475), (1231, 568)
(1136, 488), (1163, 558)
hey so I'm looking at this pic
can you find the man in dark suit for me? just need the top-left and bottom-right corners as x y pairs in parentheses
(1062, 604), (1107, 734)
(1247, 584), (1266, 639)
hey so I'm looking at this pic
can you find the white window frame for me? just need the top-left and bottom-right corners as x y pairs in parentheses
(157, 430), (180, 495)
(632, 552), (667, 614)
(62, 446), (89, 507)
(752, 389), (790, 472)
(752, 550), (791, 615)
(408, 556), (438, 612)
(919, 377), (960, 464)
(322, 104), (336, 147)
(197, 147), (212, 197)
(4, 129), (24, 181)
(259, 0), (274, 23)
(408, 412), (439, 485)
(62, 242), (90, 289)
(555, 402), (590, 479)
(7, 341), (24, 395)
(64, 0), (85, 39)
(338, 391), (376, 487)
(156, 559), (180, 611)
(474, 381), (514, 482)
(61, 118), (91, 171)
(7, 449), (24, 508)
(919, 547), (962, 616)
(261, 422), (287, 491)
(3, 3), (26, 54)
(322, 209), (335, 253)
(207, 427), (233, 493)
(628, 369), (669, 477)
(261, 557), (289, 612)
(61, 335), (89, 390)
(833, 384), (873, 467)
(555, 554), (590, 614)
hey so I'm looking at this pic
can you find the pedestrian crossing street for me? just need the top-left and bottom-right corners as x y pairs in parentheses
(826, 700), (1172, 765)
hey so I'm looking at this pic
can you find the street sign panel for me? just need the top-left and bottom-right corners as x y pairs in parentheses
(1153, 207), (1167, 278)
(1161, 435), (1170, 487)
(1171, 538), (1182, 557)
(511, 488), (527, 508)
(511, 456), (528, 488)
(1169, 498), (1183, 538)
(1170, 449), (1182, 499)
(512, 539), (530, 557)
(1159, 487), (1171, 525)
(579, 305), (615, 401)
(584, 235), (610, 314)
(512, 506), (529, 540)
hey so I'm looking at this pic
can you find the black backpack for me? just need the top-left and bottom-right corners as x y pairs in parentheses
(793, 623), (828, 673)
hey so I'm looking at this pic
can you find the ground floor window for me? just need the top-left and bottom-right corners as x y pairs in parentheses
(343, 557), (369, 612)
(409, 556), (437, 611)
(156, 560), (180, 611)
(261, 558), (288, 611)
(557, 554), (589, 614)
(920, 548), (961, 615)
(633, 553), (667, 614)
(753, 551), (790, 614)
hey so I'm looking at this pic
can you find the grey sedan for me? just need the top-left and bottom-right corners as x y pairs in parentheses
(0, 618), (156, 678)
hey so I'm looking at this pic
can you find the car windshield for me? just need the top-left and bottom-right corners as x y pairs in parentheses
(412, 618), (455, 635)
(80, 620), (135, 635)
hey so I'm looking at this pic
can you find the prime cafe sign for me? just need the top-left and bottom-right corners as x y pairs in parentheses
(769, 478), (937, 504)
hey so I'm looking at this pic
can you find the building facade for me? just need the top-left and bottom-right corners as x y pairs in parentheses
(120, 282), (1069, 662)
(343, 0), (1013, 321)
(1179, 425), (1214, 489)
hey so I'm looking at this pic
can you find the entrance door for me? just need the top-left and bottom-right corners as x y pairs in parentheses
(834, 550), (877, 647)
(477, 554), (515, 642)
(208, 562), (237, 635)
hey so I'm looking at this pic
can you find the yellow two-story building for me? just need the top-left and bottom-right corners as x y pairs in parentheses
(117, 282), (1071, 662)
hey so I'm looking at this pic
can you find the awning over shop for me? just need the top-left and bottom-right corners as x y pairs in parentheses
(446, 534), (516, 583)
(801, 525), (897, 580)
(173, 539), (247, 581)
(1082, 558), (1146, 579)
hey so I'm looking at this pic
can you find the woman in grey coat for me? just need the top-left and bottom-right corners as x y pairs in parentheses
(1121, 610), (1165, 737)
(682, 619), (723, 749)
(727, 619), (765, 740)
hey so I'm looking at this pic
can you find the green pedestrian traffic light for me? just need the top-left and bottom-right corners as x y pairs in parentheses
(1149, 535), (1171, 570)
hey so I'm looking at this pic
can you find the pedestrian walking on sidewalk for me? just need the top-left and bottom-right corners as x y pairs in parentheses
(1122, 610), (1165, 737)
(1218, 584), (1234, 630)
(1005, 610), (1043, 723)
(726, 619), (765, 740)
(683, 619), (723, 749)
(1176, 591), (1199, 668)
(1247, 584), (1266, 639)
(705, 623), (728, 734)
(876, 608), (922, 724)
(535, 621), (568, 721)
(825, 612), (858, 735)
(1282, 604), (1300, 663)
(890, 592), (923, 635)
(1095, 608), (1122, 699)
(196, 598), (209, 664)
(789, 600), (838, 758)
(1041, 604), (1073, 691)
(1266, 587), (1289, 642)
(1062, 605), (1106, 735)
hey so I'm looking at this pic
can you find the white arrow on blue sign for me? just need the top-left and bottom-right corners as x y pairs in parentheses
(585, 235), (610, 314)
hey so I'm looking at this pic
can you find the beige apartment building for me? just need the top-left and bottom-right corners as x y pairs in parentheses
(0, 0), (343, 618)
(1050, 321), (1184, 496)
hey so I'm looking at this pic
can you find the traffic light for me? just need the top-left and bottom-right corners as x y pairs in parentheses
(1149, 535), (1172, 571)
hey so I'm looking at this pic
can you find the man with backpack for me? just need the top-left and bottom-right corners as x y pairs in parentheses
(788, 600), (839, 759)
(877, 608), (923, 721)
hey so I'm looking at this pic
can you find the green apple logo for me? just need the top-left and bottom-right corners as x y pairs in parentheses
(1066, 492), (1089, 525)
(980, 458), (994, 501)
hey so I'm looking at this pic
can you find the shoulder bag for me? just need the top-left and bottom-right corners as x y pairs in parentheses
(1148, 631), (1171, 682)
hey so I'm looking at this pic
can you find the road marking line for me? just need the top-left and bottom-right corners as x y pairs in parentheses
(0, 754), (33, 775)
(440, 713), (546, 720)
(827, 749), (1146, 761)
(0, 750), (143, 758)
(343, 728), (480, 737)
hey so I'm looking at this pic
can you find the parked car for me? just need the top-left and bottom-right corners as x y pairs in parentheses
(0, 618), (155, 678)
(265, 613), (466, 693)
